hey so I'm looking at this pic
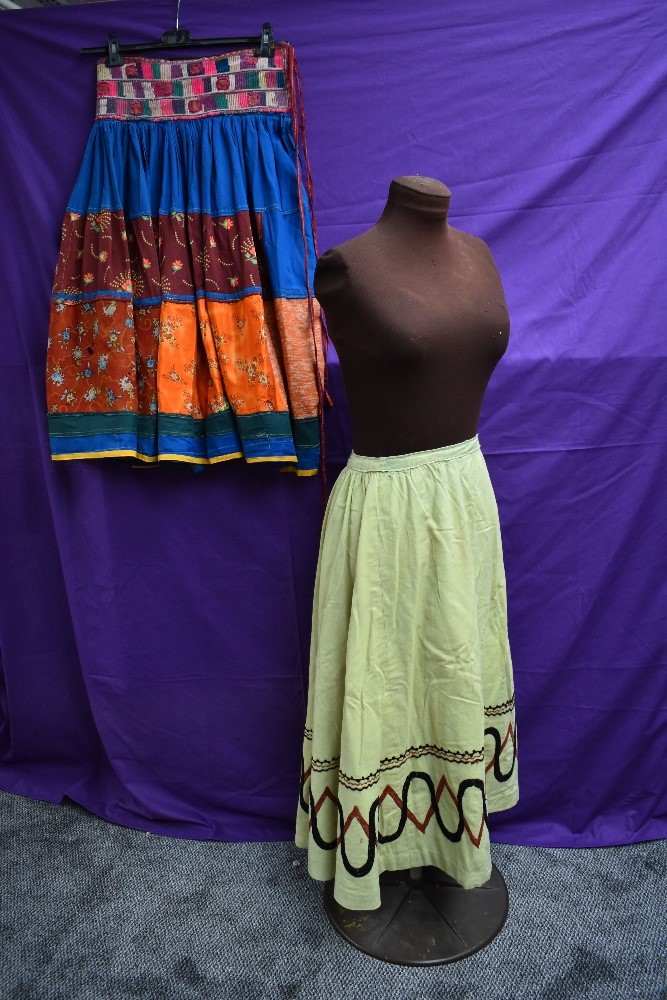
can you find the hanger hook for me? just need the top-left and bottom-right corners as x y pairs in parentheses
(175, 0), (181, 31)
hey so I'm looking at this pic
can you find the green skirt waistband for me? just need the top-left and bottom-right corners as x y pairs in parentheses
(347, 435), (480, 473)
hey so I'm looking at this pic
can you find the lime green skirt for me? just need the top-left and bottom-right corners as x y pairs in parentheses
(295, 436), (518, 910)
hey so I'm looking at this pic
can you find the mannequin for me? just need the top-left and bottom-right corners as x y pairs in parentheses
(314, 176), (510, 456)
(297, 177), (518, 965)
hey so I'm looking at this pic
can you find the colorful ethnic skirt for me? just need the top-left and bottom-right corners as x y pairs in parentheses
(46, 44), (324, 473)
(295, 437), (518, 910)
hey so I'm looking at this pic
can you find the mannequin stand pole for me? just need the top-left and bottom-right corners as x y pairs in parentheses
(323, 865), (509, 966)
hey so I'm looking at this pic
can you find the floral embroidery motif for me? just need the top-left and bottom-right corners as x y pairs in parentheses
(46, 204), (309, 424)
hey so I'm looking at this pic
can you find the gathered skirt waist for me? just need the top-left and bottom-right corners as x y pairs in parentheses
(347, 435), (480, 472)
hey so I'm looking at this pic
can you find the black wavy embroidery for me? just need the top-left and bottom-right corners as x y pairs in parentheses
(337, 744), (485, 790)
(484, 724), (517, 782)
(484, 696), (515, 717)
(311, 756), (341, 772)
(299, 724), (517, 880)
(309, 743), (486, 787)
(306, 770), (488, 879)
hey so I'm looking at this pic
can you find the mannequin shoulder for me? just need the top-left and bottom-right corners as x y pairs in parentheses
(453, 228), (500, 267)
(314, 246), (352, 301)
(316, 245), (349, 275)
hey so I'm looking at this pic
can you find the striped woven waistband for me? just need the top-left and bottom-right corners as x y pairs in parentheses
(347, 436), (481, 472)
(96, 43), (291, 121)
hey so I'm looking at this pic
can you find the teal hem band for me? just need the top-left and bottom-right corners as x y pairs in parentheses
(47, 410), (320, 470)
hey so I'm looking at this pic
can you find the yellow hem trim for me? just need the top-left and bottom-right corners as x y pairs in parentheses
(51, 449), (317, 470)
(52, 450), (158, 462)
(282, 466), (319, 477)
(157, 451), (244, 465)
(208, 451), (245, 465)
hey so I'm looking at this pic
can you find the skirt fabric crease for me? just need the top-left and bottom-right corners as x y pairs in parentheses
(295, 436), (518, 910)
(46, 45), (323, 474)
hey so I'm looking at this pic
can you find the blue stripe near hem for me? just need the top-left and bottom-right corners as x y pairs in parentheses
(49, 431), (317, 467)
(51, 287), (310, 306)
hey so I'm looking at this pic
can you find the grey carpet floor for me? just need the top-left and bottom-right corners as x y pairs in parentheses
(0, 791), (665, 1000)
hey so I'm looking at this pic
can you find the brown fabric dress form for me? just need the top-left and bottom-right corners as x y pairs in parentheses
(314, 176), (510, 456)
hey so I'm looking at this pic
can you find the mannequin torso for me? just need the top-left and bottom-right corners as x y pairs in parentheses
(314, 176), (510, 456)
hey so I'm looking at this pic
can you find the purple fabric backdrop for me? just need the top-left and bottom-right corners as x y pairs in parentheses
(0, 0), (665, 847)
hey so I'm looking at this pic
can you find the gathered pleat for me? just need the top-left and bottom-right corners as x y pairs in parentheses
(72, 114), (301, 220)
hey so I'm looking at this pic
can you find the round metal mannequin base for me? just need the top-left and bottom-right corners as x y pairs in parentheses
(323, 864), (509, 966)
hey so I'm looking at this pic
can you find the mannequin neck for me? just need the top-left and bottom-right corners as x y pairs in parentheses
(379, 176), (451, 225)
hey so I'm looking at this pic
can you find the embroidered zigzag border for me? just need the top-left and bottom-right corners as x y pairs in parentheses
(304, 695), (516, 787)
(299, 721), (517, 880)
(338, 745), (485, 791)
(484, 696), (515, 717)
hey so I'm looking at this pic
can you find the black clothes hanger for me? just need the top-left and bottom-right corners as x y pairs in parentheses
(81, 0), (274, 67)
